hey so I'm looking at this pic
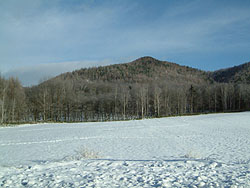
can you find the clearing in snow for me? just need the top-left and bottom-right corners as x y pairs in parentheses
(0, 112), (249, 187)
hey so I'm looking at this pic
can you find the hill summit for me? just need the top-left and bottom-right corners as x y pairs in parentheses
(52, 56), (212, 86)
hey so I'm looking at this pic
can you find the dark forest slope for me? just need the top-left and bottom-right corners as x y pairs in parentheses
(51, 56), (212, 85)
(211, 62), (250, 84)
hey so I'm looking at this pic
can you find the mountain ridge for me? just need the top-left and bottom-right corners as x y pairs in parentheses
(211, 61), (250, 84)
(44, 56), (213, 87)
(40, 56), (250, 87)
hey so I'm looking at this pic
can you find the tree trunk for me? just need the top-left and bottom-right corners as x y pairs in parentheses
(1, 88), (6, 124)
(12, 98), (16, 123)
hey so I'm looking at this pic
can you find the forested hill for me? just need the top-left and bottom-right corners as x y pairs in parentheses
(51, 56), (212, 85)
(1, 57), (250, 124)
(211, 62), (250, 84)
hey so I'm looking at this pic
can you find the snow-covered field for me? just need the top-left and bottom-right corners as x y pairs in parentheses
(0, 112), (249, 187)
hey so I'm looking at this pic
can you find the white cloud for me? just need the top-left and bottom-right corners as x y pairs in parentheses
(3, 60), (120, 86)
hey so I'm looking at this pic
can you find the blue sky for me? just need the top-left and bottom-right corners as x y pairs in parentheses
(1, 0), (250, 86)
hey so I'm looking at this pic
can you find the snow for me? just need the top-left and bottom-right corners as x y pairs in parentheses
(0, 112), (250, 187)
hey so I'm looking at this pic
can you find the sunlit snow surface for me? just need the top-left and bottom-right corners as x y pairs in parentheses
(0, 112), (249, 187)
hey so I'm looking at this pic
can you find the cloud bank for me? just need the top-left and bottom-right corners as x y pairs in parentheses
(3, 60), (121, 86)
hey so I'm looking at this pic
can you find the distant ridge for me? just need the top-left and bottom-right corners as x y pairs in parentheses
(41, 56), (250, 86)
(211, 62), (250, 84)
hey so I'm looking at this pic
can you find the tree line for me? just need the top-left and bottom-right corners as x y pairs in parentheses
(1, 76), (250, 124)
(0, 76), (26, 124)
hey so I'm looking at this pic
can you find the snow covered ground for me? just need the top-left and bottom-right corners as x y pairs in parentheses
(0, 112), (249, 187)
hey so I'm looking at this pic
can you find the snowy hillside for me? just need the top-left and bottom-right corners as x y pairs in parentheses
(0, 112), (250, 187)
